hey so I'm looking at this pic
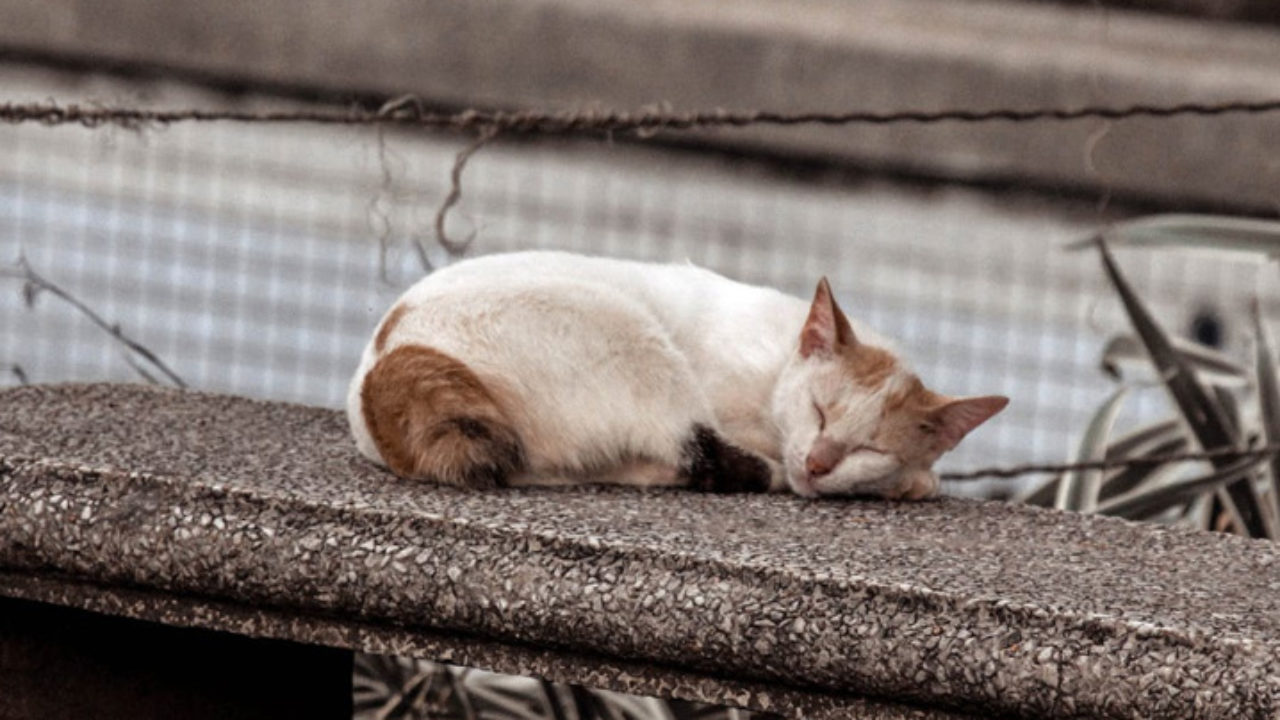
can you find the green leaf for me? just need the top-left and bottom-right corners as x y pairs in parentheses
(1068, 214), (1280, 258)
(1057, 387), (1128, 513)
(1252, 299), (1280, 534)
(1097, 454), (1269, 520)
(1095, 238), (1268, 537)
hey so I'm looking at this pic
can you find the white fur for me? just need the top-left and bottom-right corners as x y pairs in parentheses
(347, 251), (913, 495)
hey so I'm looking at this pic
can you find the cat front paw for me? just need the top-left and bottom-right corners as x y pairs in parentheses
(682, 426), (774, 493)
(885, 469), (939, 501)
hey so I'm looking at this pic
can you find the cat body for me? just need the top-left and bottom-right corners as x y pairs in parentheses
(347, 251), (1006, 499)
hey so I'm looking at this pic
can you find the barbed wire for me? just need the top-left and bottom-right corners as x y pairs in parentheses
(6, 96), (1280, 484)
(941, 442), (1280, 481)
(3, 98), (1280, 135)
(11, 95), (1277, 252)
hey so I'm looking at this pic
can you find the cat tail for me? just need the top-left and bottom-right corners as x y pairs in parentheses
(359, 345), (525, 487)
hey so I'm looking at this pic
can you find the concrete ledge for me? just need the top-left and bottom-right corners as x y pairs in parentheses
(2, 384), (1279, 718)
(2, 0), (1280, 209)
(0, 571), (968, 720)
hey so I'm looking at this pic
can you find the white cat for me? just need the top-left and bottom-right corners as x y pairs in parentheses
(347, 251), (1006, 499)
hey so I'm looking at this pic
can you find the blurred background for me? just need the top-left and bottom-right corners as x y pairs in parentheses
(2, 0), (1279, 490)
(1, 1), (1278, 716)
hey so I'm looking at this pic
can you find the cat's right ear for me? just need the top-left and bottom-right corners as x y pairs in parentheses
(800, 277), (857, 358)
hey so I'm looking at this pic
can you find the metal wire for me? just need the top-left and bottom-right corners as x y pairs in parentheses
(3, 98), (1280, 135)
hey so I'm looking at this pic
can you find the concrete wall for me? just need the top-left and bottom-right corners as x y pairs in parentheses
(1, 0), (1278, 210)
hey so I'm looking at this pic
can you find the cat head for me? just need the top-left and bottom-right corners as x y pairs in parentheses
(771, 278), (1008, 498)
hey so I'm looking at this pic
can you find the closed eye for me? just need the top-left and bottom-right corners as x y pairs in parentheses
(918, 422), (936, 435)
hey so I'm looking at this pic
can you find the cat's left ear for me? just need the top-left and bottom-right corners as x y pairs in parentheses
(801, 277), (857, 358)
(930, 395), (1009, 450)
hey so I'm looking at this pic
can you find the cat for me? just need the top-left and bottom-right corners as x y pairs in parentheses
(347, 251), (1007, 500)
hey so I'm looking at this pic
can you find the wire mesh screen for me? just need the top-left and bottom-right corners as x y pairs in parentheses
(0, 67), (1268, 488)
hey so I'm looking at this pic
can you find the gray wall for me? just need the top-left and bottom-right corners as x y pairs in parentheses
(2, 0), (1279, 210)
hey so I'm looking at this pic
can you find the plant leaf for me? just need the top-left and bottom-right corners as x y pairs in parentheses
(1100, 333), (1247, 388)
(1068, 214), (1280, 258)
(1015, 473), (1060, 507)
(1057, 386), (1128, 513)
(1185, 493), (1215, 532)
(1099, 435), (1190, 502)
(1253, 298), (1280, 535)
(1095, 238), (1268, 537)
(1022, 417), (1183, 508)
(1103, 418), (1182, 461)
(1097, 454), (1268, 520)
(1213, 384), (1243, 439)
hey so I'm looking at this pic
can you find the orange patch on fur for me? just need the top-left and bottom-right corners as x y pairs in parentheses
(875, 375), (945, 467)
(361, 344), (523, 486)
(882, 376), (936, 413)
(876, 380), (1007, 468)
(374, 303), (412, 353)
(841, 343), (898, 389)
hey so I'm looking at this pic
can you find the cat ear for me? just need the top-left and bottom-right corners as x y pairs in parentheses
(800, 277), (858, 358)
(931, 395), (1009, 450)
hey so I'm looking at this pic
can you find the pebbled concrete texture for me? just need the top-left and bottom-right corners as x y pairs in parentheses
(0, 572), (970, 720)
(1, 383), (1278, 719)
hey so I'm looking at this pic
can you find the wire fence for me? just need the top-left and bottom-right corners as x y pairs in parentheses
(0, 66), (1274, 492)
(6, 97), (1280, 132)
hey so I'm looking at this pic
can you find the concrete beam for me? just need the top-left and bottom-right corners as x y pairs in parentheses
(1034, 0), (1280, 24)
(1, 0), (1278, 209)
(3, 383), (1279, 718)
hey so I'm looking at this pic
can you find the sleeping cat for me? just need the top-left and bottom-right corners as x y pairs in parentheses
(347, 251), (1007, 500)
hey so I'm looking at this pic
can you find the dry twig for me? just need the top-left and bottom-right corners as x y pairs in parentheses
(2, 255), (186, 388)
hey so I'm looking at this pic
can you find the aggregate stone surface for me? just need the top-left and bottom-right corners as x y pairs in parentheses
(0, 571), (974, 720)
(1, 383), (1278, 719)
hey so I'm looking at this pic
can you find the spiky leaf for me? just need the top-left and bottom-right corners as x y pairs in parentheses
(1103, 418), (1182, 461)
(1253, 299), (1280, 533)
(1022, 417), (1184, 508)
(1097, 454), (1269, 520)
(1015, 473), (1060, 507)
(1068, 214), (1280, 257)
(1095, 238), (1267, 537)
(1099, 435), (1190, 502)
(1100, 334), (1247, 388)
(1057, 387), (1129, 513)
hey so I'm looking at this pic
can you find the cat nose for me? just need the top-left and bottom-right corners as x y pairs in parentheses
(805, 453), (834, 478)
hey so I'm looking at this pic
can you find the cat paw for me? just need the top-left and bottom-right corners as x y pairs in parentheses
(682, 425), (773, 493)
(885, 469), (939, 501)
